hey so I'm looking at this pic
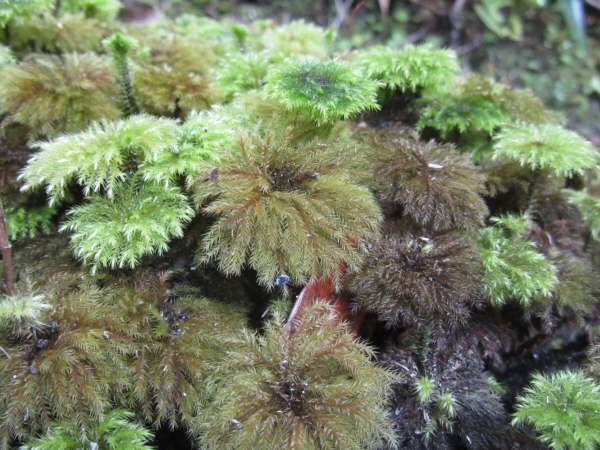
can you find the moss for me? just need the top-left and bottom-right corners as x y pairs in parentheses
(0, 53), (120, 139)
(200, 302), (395, 450)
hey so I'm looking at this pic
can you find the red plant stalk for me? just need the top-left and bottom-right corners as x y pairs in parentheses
(284, 236), (365, 337)
(0, 199), (15, 296)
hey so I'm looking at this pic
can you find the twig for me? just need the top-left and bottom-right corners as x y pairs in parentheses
(0, 346), (10, 359)
(450, 0), (467, 47)
(0, 199), (15, 296)
(331, 0), (354, 30)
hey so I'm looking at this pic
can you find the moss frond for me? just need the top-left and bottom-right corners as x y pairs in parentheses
(493, 123), (598, 177)
(347, 229), (482, 326)
(0, 277), (131, 441)
(0, 52), (120, 139)
(412, 376), (457, 441)
(61, 180), (193, 272)
(547, 251), (600, 316)
(260, 20), (333, 59)
(9, 13), (112, 54)
(60, 0), (121, 21)
(6, 205), (56, 241)
(563, 188), (600, 241)
(216, 50), (274, 100)
(458, 74), (564, 125)
(108, 275), (247, 430)
(171, 15), (242, 56)
(0, 0), (53, 28)
(417, 74), (563, 144)
(140, 109), (232, 184)
(477, 214), (558, 306)
(265, 59), (379, 125)
(366, 128), (488, 230)
(356, 44), (459, 94)
(201, 301), (395, 450)
(417, 90), (509, 139)
(21, 409), (154, 450)
(0, 292), (49, 325)
(192, 129), (382, 288)
(512, 371), (600, 450)
(131, 30), (221, 116)
(20, 114), (180, 204)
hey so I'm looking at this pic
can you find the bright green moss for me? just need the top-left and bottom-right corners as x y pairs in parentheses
(356, 44), (459, 93)
(477, 214), (558, 306)
(19, 114), (214, 271)
(513, 371), (600, 450)
(260, 20), (333, 59)
(265, 59), (379, 125)
(20, 409), (153, 450)
(5, 205), (56, 240)
(216, 50), (275, 99)
(61, 180), (194, 272)
(493, 123), (598, 177)
(60, 0), (121, 21)
(20, 115), (180, 204)
(0, 0), (53, 28)
(563, 188), (600, 241)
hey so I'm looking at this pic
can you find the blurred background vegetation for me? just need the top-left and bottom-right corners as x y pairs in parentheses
(120, 0), (600, 144)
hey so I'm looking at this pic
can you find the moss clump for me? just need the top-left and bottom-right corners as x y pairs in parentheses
(365, 128), (488, 231)
(265, 59), (379, 125)
(356, 44), (459, 94)
(0, 53), (120, 139)
(347, 229), (482, 326)
(201, 302), (395, 450)
(513, 371), (600, 450)
(192, 129), (381, 288)
(477, 214), (558, 306)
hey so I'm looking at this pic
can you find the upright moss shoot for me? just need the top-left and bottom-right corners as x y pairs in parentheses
(265, 59), (379, 125)
(21, 409), (153, 450)
(192, 130), (382, 288)
(513, 371), (600, 450)
(347, 229), (482, 326)
(0, 53), (120, 138)
(366, 129), (488, 230)
(19, 115), (209, 271)
(104, 33), (139, 117)
(62, 180), (193, 271)
(477, 214), (558, 306)
(493, 123), (598, 177)
(0, 277), (130, 441)
(201, 302), (395, 450)
(356, 44), (459, 94)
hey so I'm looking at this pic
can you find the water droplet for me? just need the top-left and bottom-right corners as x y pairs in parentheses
(274, 274), (290, 286)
